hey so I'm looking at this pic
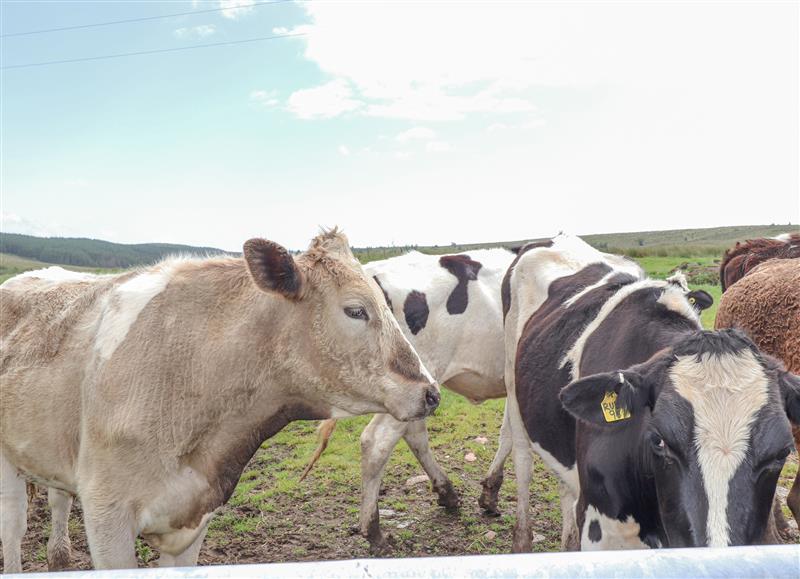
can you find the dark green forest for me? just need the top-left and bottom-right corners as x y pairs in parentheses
(0, 233), (230, 268)
(1, 224), (796, 270)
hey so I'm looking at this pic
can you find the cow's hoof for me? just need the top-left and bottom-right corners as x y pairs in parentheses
(434, 480), (460, 510)
(47, 541), (72, 571)
(368, 534), (394, 556)
(478, 475), (503, 516)
(478, 488), (501, 517)
(480, 504), (501, 517)
(512, 524), (532, 553)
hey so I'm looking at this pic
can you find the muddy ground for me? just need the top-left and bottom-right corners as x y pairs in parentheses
(4, 395), (798, 572)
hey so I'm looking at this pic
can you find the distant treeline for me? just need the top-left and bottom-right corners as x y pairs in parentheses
(354, 224), (797, 263)
(2, 223), (796, 270)
(0, 233), (231, 268)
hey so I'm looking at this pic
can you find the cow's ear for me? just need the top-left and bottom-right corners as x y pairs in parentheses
(243, 238), (305, 300)
(686, 289), (714, 312)
(560, 370), (653, 427)
(778, 370), (800, 425)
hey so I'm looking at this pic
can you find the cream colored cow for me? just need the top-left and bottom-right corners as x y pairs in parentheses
(0, 229), (439, 571)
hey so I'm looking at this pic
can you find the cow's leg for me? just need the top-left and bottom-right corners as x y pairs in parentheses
(479, 401), (513, 516)
(46, 488), (74, 570)
(402, 419), (459, 509)
(0, 452), (28, 573)
(359, 413), (409, 555)
(82, 495), (138, 569)
(787, 426), (800, 529)
(158, 519), (210, 568)
(559, 482), (580, 551)
(507, 397), (533, 553)
(764, 497), (786, 544)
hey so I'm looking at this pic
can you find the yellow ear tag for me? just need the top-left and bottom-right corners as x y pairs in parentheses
(689, 296), (696, 304)
(601, 391), (632, 422)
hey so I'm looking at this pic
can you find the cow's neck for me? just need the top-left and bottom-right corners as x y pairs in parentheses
(175, 290), (333, 518)
(181, 394), (331, 524)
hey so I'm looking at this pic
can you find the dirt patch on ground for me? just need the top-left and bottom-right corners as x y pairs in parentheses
(4, 456), (560, 572)
(3, 402), (797, 572)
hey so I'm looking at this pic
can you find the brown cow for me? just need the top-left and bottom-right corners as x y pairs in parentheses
(0, 229), (439, 571)
(719, 232), (800, 292)
(716, 256), (800, 539)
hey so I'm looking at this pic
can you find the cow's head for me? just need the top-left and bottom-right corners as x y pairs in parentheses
(561, 329), (799, 547)
(243, 229), (439, 422)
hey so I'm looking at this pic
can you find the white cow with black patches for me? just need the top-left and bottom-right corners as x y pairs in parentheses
(503, 234), (799, 551)
(306, 248), (515, 552)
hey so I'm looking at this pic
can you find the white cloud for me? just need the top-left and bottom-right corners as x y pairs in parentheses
(396, 127), (436, 142)
(338, 145), (350, 156)
(287, 79), (363, 119)
(250, 89), (279, 107)
(487, 118), (546, 132)
(272, 26), (289, 35)
(425, 141), (451, 153)
(1, 212), (54, 237)
(285, 3), (565, 121)
(219, 0), (255, 20)
(194, 24), (216, 37)
(174, 24), (216, 39)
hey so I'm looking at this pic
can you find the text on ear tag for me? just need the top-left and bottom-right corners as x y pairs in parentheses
(601, 391), (632, 422)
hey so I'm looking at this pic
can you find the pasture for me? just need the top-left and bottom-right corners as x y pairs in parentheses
(1, 248), (797, 571)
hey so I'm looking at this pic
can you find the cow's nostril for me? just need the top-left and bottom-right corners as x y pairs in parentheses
(425, 387), (440, 410)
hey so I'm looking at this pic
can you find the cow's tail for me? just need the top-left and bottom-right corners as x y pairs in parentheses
(299, 419), (338, 482)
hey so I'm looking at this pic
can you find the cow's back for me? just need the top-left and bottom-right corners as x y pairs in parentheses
(504, 235), (646, 474)
(510, 244), (701, 479)
(515, 264), (639, 467)
(1, 269), (121, 368)
(365, 248), (513, 399)
(716, 258), (800, 372)
(0, 268), (122, 487)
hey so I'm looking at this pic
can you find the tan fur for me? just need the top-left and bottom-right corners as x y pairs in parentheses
(0, 229), (437, 569)
(299, 419), (338, 482)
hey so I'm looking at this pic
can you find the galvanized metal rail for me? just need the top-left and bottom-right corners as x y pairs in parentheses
(7, 545), (800, 578)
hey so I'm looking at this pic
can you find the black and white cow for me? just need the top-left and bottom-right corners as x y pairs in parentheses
(305, 248), (515, 552)
(503, 234), (799, 551)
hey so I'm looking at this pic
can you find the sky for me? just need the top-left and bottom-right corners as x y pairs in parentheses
(1, 1), (798, 252)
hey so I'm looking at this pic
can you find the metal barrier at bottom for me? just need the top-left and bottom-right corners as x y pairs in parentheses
(8, 544), (800, 579)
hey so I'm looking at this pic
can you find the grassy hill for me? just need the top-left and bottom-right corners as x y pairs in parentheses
(0, 232), (230, 270)
(352, 223), (797, 262)
(2, 224), (795, 287)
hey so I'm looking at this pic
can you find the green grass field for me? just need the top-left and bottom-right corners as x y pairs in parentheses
(2, 234), (797, 571)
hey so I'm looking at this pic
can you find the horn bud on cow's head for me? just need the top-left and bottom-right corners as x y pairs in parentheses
(243, 238), (306, 300)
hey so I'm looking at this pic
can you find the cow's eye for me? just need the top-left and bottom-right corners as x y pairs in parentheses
(649, 432), (666, 456)
(759, 446), (792, 473)
(344, 306), (369, 321)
